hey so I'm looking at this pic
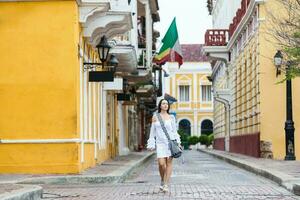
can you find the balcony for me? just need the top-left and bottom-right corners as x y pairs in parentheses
(203, 0), (254, 62)
(229, 0), (251, 37)
(205, 29), (229, 46)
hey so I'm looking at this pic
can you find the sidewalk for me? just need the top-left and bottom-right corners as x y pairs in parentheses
(0, 151), (154, 199)
(199, 148), (300, 196)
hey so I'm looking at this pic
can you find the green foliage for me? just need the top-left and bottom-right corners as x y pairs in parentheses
(199, 135), (208, 145)
(178, 129), (189, 142)
(198, 134), (214, 147)
(278, 31), (300, 81)
(187, 136), (199, 145)
(206, 134), (214, 147)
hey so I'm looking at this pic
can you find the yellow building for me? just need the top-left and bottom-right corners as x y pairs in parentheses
(163, 44), (213, 136)
(204, 0), (300, 159)
(0, 0), (159, 173)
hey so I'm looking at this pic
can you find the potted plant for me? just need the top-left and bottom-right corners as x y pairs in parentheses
(199, 135), (208, 147)
(187, 136), (199, 150)
(206, 134), (214, 148)
(178, 129), (189, 150)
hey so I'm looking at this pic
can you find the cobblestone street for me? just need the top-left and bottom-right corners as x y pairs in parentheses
(41, 150), (299, 200)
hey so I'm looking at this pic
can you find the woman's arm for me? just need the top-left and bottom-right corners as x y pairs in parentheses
(146, 115), (157, 150)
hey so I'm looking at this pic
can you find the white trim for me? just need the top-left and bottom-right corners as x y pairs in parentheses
(0, 139), (82, 144)
(194, 110), (198, 135)
(79, 39), (85, 163)
(83, 71), (88, 141)
(93, 83), (97, 159)
(101, 89), (107, 148)
(98, 83), (102, 150)
(172, 76), (176, 97)
(193, 73), (197, 103)
(88, 82), (92, 141)
(199, 108), (214, 112)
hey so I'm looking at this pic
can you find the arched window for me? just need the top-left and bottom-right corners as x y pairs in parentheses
(201, 119), (213, 135)
(179, 119), (191, 136)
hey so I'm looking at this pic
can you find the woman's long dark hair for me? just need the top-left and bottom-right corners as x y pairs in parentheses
(157, 99), (170, 113)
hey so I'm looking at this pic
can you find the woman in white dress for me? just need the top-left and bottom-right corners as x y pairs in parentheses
(147, 99), (181, 193)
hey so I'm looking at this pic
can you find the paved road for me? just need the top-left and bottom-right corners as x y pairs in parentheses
(41, 150), (299, 199)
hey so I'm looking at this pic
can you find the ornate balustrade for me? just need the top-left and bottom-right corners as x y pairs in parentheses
(205, 29), (229, 46)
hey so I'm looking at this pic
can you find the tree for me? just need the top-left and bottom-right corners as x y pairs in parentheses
(267, 0), (300, 80)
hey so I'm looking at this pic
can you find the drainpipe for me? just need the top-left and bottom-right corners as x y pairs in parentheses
(214, 96), (230, 152)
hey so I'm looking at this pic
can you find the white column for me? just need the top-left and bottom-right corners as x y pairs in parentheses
(102, 90), (107, 148)
(172, 75), (176, 97)
(118, 103), (130, 155)
(193, 73), (198, 135)
(145, 0), (152, 69)
(79, 49), (84, 163)
(88, 82), (92, 141)
(83, 71), (88, 142)
(98, 83), (101, 150)
(130, 0), (138, 54)
(194, 110), (197, 136)
(93, 83), (97, 159)
(193, 73), (197, 106)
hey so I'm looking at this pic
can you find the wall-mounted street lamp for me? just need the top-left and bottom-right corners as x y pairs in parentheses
(107, 54), (119, 73)
(273, 50), (296, 160)
(274, 50), (283, 76)
(83, 35), (112, 71)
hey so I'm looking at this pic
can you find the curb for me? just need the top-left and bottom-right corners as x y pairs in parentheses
(118, 152), (155, 183)
(198, 149), (300, 196)
(18, 152), (155, 185)
(0, 184), (42, 200)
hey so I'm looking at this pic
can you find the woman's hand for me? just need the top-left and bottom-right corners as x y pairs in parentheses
(179, 145), (183, 150)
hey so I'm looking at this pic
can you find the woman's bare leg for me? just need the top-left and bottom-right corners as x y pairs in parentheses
(164, 157), (173, 185)
(158, 158), (167, 184)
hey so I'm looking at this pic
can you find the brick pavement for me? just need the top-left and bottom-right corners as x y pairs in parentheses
(41, 150), (300, 200)
(200, 148), (300, 195)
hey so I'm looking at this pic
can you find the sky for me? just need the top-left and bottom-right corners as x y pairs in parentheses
(154, 0), (212, 46)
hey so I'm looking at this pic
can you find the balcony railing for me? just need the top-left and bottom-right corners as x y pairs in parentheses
(205, 0), (252, 46)
(229, 0), (251, 37)
(205, 29), (229, 46)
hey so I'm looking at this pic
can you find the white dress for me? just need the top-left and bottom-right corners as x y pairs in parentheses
(147, 114), (181, 158)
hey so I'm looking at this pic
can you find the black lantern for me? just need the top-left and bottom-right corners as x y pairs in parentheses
(273, 50), (296, 160)
(97, 35), (111, 68)
(83, 35), (112, 71)
(274, 50), (283, 76)
(107, 54), (119, 73)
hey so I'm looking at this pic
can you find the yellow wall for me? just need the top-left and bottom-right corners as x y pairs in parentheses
(0, 1), (81, 173)
(259, 0), (300, 159)
(81, 143), (96, 170)
(0, 1), (79, 139)
(0, 144), (80, 173)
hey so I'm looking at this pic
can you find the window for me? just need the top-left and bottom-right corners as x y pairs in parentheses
(201, 85), (212, 102)
(179, 85), (190, 102)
